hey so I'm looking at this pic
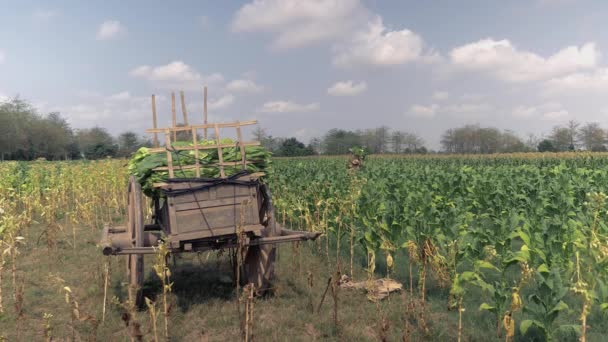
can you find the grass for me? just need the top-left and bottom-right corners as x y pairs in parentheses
(1, 223), (607, 341)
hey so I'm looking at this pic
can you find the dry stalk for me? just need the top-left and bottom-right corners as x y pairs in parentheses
(330, 271), (340, 336)
(152, 240), (172, 341)
(316, 276), (332, 313)
(240, 283), (255, 342)
(307, 271), (314, 313)
(235, 200), (249, 316)
(42, 312), (53, 342)
(111, 295), (144, 341)
(0, 254), (4, 314)
(145, 297), (160, 342)
(102, 259), (110, 322)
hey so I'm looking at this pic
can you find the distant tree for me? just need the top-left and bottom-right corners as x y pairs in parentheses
(252, 126), (267, 142)
(578, 122), (605, 151)
(0, 97), (36, 159)
(550, 126), (573, 151)
(441, 125), (526, 153)
(391, 131), (405, 153)
(118, 131), (145, 157)
(276, 137), (314, 157)
(538, 139), (557, 152)
(322, 129), (362, 155)
(77, 127), (118, 159)
(566, 120), (580, 149)
(403, 132), (425, 152)
(308, 137), (322, 155)
(500, 130), (527, 153)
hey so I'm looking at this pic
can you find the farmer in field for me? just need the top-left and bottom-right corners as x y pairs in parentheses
(348, 147), (366, 171)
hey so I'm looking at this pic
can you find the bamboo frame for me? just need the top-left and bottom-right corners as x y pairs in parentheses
(149, 88), (259, 182)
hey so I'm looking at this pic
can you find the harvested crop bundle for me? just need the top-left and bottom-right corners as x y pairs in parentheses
(128, 138), (271, 197)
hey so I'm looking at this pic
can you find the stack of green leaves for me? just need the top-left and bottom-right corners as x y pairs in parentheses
(128, 138), (271, 197)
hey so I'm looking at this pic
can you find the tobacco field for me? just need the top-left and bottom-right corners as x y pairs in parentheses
(1, 153), (608, 340)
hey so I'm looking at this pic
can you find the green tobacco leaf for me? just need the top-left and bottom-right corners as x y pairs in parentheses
(548, 301), (569, 315)
(475, 260), (500, 272)
(520, 320), (544, 335)
(479, 303), (496, 312)
(537, 263), (550, 274)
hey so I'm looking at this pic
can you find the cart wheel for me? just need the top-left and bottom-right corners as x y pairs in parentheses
(243, 186), (281, 295)
(126, 176), (145, 307)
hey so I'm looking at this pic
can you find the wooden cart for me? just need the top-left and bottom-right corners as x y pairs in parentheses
(100, 90), (319, 306)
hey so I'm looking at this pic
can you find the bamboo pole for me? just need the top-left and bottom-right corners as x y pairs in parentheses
(203, 86), (208, 140)
(151, 95), (159, 147)
(171, 92), (177, 142)
(180, 90), (189, 126)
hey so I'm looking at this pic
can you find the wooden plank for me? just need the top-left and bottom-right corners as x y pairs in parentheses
(171, 92), (177, 142)
(191, 126), (200, 177)
(152, 173), (263, 188)
(145, 120), (258, 133)
(168, 224), (263, 243)
(151, 94), (159, 147)
(203, 86), (208, 140)
(214, 123), (225, 178)
(165, 131), (174, 178)
(235, 122), (247, 170)
(173, 196), (254, 211)
(146, 141), (259, 153)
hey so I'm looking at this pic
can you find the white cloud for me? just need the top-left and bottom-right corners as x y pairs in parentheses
(131, 61), (201, 82)
(444, 103), (492, 114)
(232, 0), (366, 49)
(130, 61), (224, 90)
(327, 80), (367, 96)
(225, 79), (263, 93)
(333, 17), (427, 67)
(544, 68), (608, 94)
(258, 100), (319, 113)
(199, 15), (210, 28)
(543, 109), (569, 120)
(32, 9), (58, 21)
(408, 104), (438, 118)
(432, 91), (449, 101)
(512, 102), (566, 120)
(208, 94), (235, 110)
(96, 20), (126, 40)
(408, 102), (491, 118)
(45, 91), (153, 129)
(450, 39), (599, 82)
(108, 91), (131, 101)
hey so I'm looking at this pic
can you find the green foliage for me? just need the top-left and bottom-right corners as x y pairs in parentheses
(128, 139), (272, 196)
(269, 153), (608, 338)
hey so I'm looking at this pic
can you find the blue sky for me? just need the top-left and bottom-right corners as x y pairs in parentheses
(1, 0), (607, 148)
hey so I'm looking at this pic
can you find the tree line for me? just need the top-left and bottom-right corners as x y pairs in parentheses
(3, 97), (608, 160)
(0, 98), (149, 160)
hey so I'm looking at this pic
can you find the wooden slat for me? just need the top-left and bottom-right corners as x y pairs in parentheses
(147, 141), (260, 153)
(151, 173), (264, 188)
(171, 92), (177, 142)
(151, 94), (159, 147)
(191, 127), (200, 177)
(145, 120), (257, 133)
(214, 123), (225, 178)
